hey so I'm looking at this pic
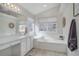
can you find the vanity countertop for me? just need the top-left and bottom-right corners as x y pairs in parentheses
(0, 34), (28, 45)
(0, 32), (34, 51)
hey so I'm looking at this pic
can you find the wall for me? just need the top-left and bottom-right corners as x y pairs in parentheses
(0, 13), (18, 36)
(34, 4), (63, 40)
(60, 3), (79, 55)
(58, 3), (73, 43)
(62, 4), (73, 43)
(59, 3), (73, 55)
(75, 16), (79, 55)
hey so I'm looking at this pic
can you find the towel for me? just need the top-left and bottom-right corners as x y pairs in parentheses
(68, 19), (78, 51)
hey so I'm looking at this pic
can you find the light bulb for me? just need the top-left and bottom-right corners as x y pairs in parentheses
(43, 4), (47, 7)
(7, 3), (10, 5)
(14, 6), (17, 9)
(10, 4), (14, 8)
(17, 8), (20, 11)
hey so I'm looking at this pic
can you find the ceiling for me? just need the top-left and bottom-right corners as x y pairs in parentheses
(18, 3), (60, 15)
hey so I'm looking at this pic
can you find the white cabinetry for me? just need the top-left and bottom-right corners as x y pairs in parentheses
(21, 36), (33, 56)
(0, 35), (33, 56)
(21, 37), (27, 56)
(29, 36), (33, 50)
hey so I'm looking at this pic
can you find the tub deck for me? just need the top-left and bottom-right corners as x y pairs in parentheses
(33, 37), (67, 53)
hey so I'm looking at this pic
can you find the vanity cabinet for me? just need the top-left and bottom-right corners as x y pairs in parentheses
(0, 35), (33, 56)
(30, 36), (33, 50)
(26, 36), (33, 54)
(21, 37), (27, 56)
(21, 35), (33, 56)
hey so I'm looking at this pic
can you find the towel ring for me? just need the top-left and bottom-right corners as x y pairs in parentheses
(9, 22), (15, 29)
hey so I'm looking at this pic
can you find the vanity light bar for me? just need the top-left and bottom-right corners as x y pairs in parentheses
(0, 3), (21, 14)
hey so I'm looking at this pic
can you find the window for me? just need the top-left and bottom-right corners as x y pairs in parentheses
(38, 17), (57, 32)
(39, 22), (56, 31)
(27, 17), (34, 32)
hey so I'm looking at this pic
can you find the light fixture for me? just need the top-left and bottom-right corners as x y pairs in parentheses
(43, 4), (48, 7)
(14, 6), (17, 9)
(10, 4), (14, 8)
(17, 8), (20, 11)
(7, 3), (10, 5)
(0, 3), (21, 14)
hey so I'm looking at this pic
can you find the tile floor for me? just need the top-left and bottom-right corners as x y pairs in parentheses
(25, 48), (66, 56)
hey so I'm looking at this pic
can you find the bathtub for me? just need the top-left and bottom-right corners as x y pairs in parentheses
(33, 36), (67, 53)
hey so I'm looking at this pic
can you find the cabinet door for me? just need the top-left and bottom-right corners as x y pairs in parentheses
(26, 37), (31, 53)
(21, 36), (33, 55)
(21, 38), (27, 56)
(0, 47), (12, 56)
(11, 43), (21, 56)
(30, 36), (33, 49)
(26, 36), (33, 53)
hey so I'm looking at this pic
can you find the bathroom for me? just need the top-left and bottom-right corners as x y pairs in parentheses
(0, 3), (79, 56)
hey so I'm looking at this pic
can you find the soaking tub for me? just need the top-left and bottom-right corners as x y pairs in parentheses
(33, 36), (67, 53)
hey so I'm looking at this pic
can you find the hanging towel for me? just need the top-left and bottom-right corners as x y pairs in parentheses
(68, 19), (78, 51)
